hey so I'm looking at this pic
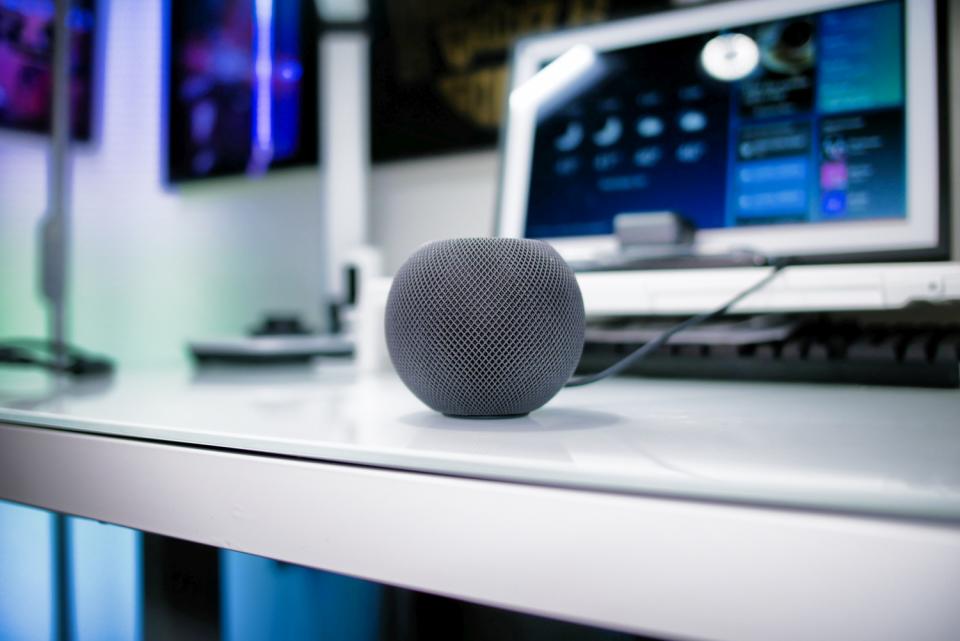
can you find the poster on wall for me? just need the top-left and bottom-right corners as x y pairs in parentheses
(369, 0), (666, 163)
(166, 0), (319, 184)
(0, 0), (97, 139)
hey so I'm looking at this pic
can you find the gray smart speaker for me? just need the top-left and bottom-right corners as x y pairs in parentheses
(385, 238), (585, 418)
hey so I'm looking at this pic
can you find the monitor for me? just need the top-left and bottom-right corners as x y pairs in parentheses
(0, 0), (97, 140)
(165, 0), (318, 183)
(497, 0), (948, 264)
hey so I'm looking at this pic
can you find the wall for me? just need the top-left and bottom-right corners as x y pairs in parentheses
(369, 151), (499, 272)
(0, 1), (325, 366)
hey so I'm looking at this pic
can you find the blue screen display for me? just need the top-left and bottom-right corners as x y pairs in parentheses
(524, 0), (906, 239)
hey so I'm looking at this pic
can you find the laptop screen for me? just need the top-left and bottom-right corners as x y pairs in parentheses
(523, 0), (906, 240)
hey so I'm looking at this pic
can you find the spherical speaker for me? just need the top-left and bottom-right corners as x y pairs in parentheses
(385, 238), (585, 418)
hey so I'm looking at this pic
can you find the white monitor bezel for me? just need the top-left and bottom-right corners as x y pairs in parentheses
(496, 0), (942, 263)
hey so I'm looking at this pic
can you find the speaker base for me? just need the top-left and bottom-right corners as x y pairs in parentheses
(442, 413), (530, 420)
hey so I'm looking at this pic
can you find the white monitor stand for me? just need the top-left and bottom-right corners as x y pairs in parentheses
(40, 0), (74, 363)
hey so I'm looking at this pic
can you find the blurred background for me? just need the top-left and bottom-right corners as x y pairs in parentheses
(0, 0), (956, 639)
(0, 0), (678, 366)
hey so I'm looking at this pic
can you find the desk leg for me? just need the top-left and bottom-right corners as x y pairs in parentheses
(53, 513), (72, 641)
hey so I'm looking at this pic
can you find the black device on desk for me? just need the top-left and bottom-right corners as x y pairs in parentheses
(580, 314), (960, 388)
(0, 339), (113, 377)
(188, 251), (365, 365)
(188, 314), (353, 364)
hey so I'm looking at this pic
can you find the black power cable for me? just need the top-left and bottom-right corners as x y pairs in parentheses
(565, 261), (788, 388)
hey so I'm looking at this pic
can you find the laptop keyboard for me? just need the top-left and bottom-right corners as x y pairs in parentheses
(580, 318), (960, 388)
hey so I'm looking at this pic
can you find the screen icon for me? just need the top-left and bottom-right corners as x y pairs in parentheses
(592, 116), (623, 147)
(633, 146), (662, 167)
(821, 190), (847, 216)
(678, 110), (707, 132)
(636, 115), (664, 138)
(593, 151), (622, 171)
(554, 122), (584, 152)
(820, 162), (848, 189)
(701, 33), (760, 81)
(554, 156), (580, 175)
(676, 141), (707, 163)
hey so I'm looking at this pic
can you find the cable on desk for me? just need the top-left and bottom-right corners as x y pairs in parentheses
(565, 260), (789, 388)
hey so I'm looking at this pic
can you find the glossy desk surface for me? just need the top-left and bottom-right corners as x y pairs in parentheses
(1, 363), (958, 522)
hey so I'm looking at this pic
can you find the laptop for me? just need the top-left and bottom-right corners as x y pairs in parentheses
(496, 0), (959, 314)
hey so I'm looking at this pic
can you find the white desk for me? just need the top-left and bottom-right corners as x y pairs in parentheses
(1, 364), (959, 641)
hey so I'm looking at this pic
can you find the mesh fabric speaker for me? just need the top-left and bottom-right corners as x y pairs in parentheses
(385, 238), (585, 417)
